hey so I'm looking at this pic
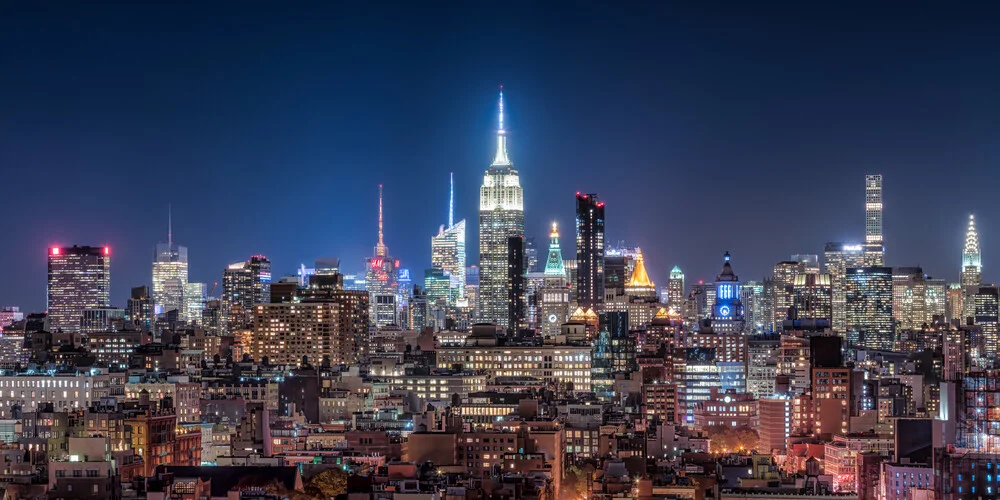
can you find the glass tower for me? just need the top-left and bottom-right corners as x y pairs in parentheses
(47, 245), (111, 333)
(575, 193), (605, 311)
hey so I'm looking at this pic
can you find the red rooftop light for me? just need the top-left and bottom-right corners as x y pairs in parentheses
(104, 246), (110, 256)
(51, 247), (60, 256)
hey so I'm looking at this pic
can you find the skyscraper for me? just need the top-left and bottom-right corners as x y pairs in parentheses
(431, 173), (467, 305)
(973, 287), (999, 362)
(792, 273), (832, 323)
(667, 266), (685, 313)
(575, 192), (605, 311)
(366, 185), (400, 328)
(184, 282), (206, 325)
(863, 174), (885, 266)
(152, 208), (188, 319)
(127, 286), (152, 331)
(962, 214), (982, 286)
(506, 235), (526, 333)
(771, 260), (804, 329)
(962, 214), (983, 324)
(221, 261), (253, 334)
(845, 266), (894, 351)
(47, 245), (111, 333)
(539, 222), (570, 338)
(478, 89), (524, 328)
(824, 242), (865, 335)
(248, 255), (271, 305)
(892, 267), (926, 331)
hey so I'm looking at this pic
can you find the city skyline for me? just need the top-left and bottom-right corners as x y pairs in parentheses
(3, 3), (1000, 310)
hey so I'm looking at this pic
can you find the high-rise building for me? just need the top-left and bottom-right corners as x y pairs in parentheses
(184, 282), (206, 325)
(824, 242), (865, 335)
(575, 193), (605, 311)
(863, 174), (885, 266)
(772, 260), (805, 329)
(478, 89), (525, 329)
(126, 286), (152, 331)
(221, 261), (253, 334)
(0, 307), (24, 330)
(791, 254), (821, 275)
(506, 235), (526, 333)
(152, 212), (188, 320)
(925, 277), (947, 324)
(667, 266), (684, 313)
(792, 273), (832, 322)
(47, 245), (111, 333)
(431, 174), (467, 306)
(962, 214), (982, 287)
(741, 281), (766, 333)
(711, 252), (744, 334)
(973, 287), (999, 362)
(539, 222), (571, 338)
(845, 266), (894, 351)
(892, 267), (927, 331)
(962, 214), (983, 325)
(367, 185), (400, 328)
(248, 255), (271, 305)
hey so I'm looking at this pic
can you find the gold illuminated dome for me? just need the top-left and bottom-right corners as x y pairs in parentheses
(626, 248), (655, 289)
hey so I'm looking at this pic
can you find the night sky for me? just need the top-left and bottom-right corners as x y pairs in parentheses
(3, 3), (1000, 311)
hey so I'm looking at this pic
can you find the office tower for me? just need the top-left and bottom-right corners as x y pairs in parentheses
(973, 287), (999, 362)
(845, 266), (894, 351)
(478, 89), (525, 328)
(792, 273), (833, 322)
(925, 277), (947, 324)
(863, 174), (885, 266)
(741, 281), (766, 333)
(825, 242), (865, 335)
(624, 248), (656, 298)
(592, 311), (636, 400)
(127, 286), (153, 330)
(47, 245), (111, 333)
(524, 237), (539, 273)
(248, 255), (271, 305)
(367, 185), (400, 327)
(506, 235), (526, 333)
(221, 261), (253, 334)
(892, 267), (927, 331)
(575, 192), (605, 311)
(423, 268), (451, 306)
(152, 207), (188, 318)
(962, 214), (982, 286)
(539, 222), (570, 338)
(711, 252), (745, 334)
(431, 174), (467, 305)
(772, 260), (804, 328)
(184, 282), (206, 325)
(667, 266), (684, 312)
(962, 214), (983, 324)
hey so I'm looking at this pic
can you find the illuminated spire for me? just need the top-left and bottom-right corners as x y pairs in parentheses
(626, 248), (655, 290)
(375, 184), (388, 257)
(449, 172), (454, 228)
(167, 202), (172, 248)
(491, 86), (511, 166)
(543, 221), (566, 278)
(963, 213), (981, 270)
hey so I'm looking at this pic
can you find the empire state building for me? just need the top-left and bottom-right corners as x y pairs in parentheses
(478, 89), (525, 328)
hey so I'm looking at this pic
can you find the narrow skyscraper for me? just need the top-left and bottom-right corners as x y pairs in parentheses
(431, 173), (467, 305)
(667, 266), (685, 313)
(152, 205), (188, 319)
(575, 193), (605, 311)
(863, 174), (885, 266)
(367, 184), (400, 327)
(47, 245), (111, 333)
(478, 88), (525, 328)
(962, 214), (982, 287)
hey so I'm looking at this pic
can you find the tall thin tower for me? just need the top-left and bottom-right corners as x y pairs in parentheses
(962, 214), (982, 287)
(863, 174), (884, 266)
(576, 193), (605, 311)
(478, 88), (525, 328)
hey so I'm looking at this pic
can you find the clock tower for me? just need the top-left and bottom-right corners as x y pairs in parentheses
(539, 222), (571, 339)
(711, 251), (745, 333)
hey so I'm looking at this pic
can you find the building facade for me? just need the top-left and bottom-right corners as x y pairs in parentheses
(47, 245), (111, 333)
